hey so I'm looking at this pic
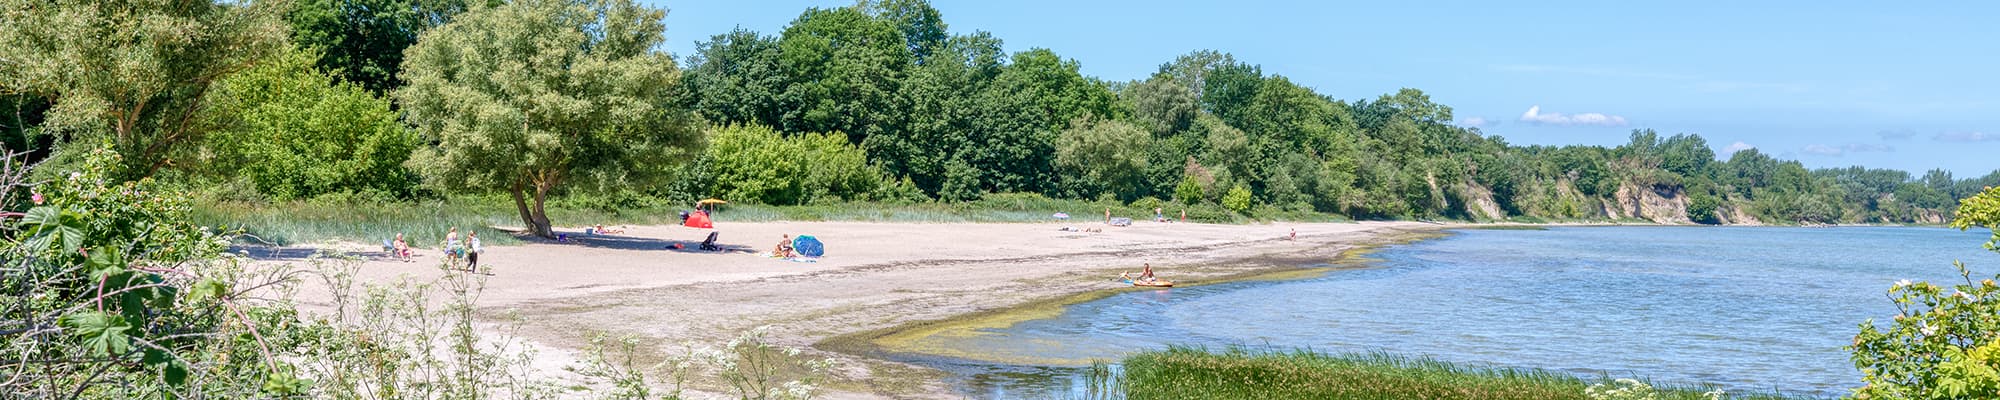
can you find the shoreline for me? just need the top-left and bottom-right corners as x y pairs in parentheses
(817, 228), (1451, 370)
(267, 220), (1460, 398)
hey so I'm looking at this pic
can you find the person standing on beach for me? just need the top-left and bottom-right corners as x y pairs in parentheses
(1104, 208), (1111, 224)
(467, 231), (482, 271)
(1154, 207), (1164, 222)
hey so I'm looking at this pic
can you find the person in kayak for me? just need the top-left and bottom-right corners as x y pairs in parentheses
(1122, 263), (1160, 283)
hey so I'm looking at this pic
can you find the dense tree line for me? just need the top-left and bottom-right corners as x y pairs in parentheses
(1, 0), (1992, 234)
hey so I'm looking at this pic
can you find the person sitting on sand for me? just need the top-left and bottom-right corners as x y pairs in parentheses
(393, 233), (412, 262)
(1155, 207), (1165, 222)
(773, 234), (795, 258)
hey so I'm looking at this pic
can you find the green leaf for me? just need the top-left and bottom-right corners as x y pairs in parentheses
(163, 360), (189, 386)
(58, 312), (132, 357)
(188, 278), (229, 303)
(85, 248), (126, 278)
(19, 206), (58, 227)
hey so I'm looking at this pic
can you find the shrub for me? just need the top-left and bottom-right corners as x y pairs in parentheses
(1849, 186), (2000, 399)
(1686, 195), (1722, 224)
(1175, 174), (1204, 205)
(1, 147), (280, 397)
(1222, 185), (1254, 214)
(704, 124), (895, 205)
(200, 48), (419, 200)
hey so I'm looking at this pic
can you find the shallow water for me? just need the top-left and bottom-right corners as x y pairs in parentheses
(892, 226), (1996, 399)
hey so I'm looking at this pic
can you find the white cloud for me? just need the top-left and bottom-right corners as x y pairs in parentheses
(1877, 130), (1917, 140)
(1934, 131), (2000, 142)
(1518, 105), (1628, 127)
(1457, 117), (1491, 128)
(1845, 143), (1894, 152)
(1802, 143), (1896, 156)
(1722, 141), (1755, 154)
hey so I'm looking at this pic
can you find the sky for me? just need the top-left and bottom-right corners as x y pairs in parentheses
(652, 1), (2000, 176)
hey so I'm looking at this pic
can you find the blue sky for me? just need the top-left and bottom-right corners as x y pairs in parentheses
(654, 1), (1999, 176)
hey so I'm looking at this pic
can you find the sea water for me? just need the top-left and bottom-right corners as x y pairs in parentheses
(897, 226), (1996, 399)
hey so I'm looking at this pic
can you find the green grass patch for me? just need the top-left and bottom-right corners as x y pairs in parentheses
(1110, 346), (1815, 400)
(192, 192), (1358, 246)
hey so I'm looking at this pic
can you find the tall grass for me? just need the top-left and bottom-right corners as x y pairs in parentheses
(1113, 346), (1814, 400)
(194, 192), (1353, 246)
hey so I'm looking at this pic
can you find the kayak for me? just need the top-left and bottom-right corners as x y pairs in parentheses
(1126, 279), (1174, 288)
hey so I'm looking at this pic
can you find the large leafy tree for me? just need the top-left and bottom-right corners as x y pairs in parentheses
(285, 0), (485, 93)
(959, 48), (1118, 195)
(682, 28), (787, 129)
(0, 0), (288, 179)
(776, 6), (909, 145)
(1055, 118), (1151, 201)
(398, 0), (700, 238)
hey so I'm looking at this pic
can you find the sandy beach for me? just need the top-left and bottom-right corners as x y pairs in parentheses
(270, 219), (1447, 398)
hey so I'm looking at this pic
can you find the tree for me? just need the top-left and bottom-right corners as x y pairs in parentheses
(776, 6), (909, 145)
(200, 49), (420, 200)
(681, 28), (787, 128)
(1055, 118), (1152, 201)
(859, 0), (947, 64)
(1124, 74), (1197, 136)
(285, 0), (484, 93)
(0, 0), (288, 179)
(398, 0), (700, 238)
(1157, 50), (1237, 100)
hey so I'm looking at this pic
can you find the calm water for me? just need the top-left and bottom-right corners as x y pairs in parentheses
(894, 226), (1995, 399)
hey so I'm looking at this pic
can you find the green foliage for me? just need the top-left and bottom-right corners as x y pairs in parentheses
(1055, 117), (1152, 201)
(1686, 195), (1723, 225)
(397, 0), (701, 237)
(1849, 186), (2000, 399)
(201, 48), (420, 200)
(1, 147), (279, 397)
(0, 0), (288, 179)
(284, 0), (481, 93)
(1223, 185), (1254, 214)
(699, 124), (895, 205)
(1175, 174), (1205, 205)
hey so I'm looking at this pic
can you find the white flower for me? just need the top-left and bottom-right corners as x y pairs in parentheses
(1895, 279), (1913, 288)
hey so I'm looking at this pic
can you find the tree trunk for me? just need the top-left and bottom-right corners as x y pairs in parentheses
(530, 181), (553, 238)
(509, 179), (542, 238)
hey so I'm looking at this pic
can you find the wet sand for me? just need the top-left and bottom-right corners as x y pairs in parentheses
(275, 219), (1447, 399)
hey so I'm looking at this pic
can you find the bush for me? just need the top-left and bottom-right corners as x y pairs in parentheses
(1, 147), (279, 397)
(1175, 174), (1204, 205)
(704, 124), (896, 205)
(1686, 195), (1722, 224)
(199, 48), (419, 200)
(1849, 186), (2000, 399)
(1223, 185), (1254, 214)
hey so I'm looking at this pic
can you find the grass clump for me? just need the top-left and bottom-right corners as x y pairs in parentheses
(1114, 346), (1809, 400)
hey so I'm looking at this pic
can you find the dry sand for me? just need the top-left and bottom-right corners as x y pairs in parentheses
(271, 219), (1448, 399)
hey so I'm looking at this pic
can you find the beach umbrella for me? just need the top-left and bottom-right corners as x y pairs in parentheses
(684, 211), (713, 229)
(792, 235), (824, 257)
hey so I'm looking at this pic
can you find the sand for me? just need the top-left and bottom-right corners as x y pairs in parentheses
(270, 219), (1447, 399)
